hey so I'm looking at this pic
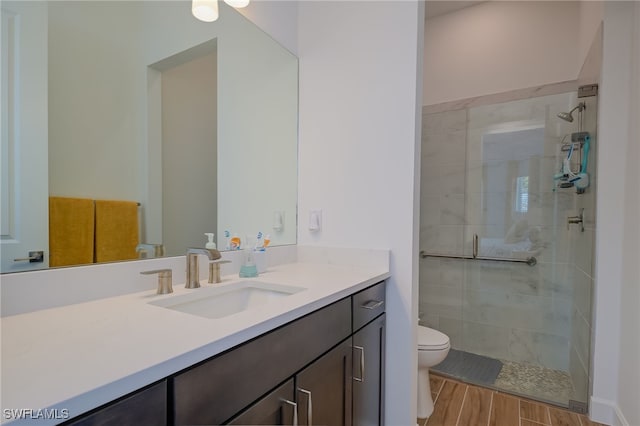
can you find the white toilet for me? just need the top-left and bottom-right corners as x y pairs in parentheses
(417, 325), (451, 418)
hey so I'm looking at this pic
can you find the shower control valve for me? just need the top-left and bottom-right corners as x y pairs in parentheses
(567, 208), (585, 232)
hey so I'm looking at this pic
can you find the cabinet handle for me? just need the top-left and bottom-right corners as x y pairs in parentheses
(473, 234), (479, 258)
(353, 345), (365, 382)
(297, 388), (312, 426)
(281, 399), (298, 426)
(361, 300), (383, 310)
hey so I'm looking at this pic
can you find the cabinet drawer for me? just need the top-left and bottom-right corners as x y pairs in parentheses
(173, 297), (351, 425)
(352, 281), (386, 332)
(65, 381), (166, 426)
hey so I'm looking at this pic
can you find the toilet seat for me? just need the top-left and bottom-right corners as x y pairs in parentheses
(418, 326), (450, 351)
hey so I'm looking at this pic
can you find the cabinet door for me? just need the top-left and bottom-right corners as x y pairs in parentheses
(65, 381), (166, 426)
(353, 314), (385, 426)
(227, 380), (296, 425)
(296, 339), (352, 426)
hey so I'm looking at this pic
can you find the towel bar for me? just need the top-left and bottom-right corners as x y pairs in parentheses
(419, 251), (537, 266)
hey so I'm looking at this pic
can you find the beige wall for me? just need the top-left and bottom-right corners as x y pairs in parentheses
(48, 2), (145, 201)
(161, 52), (217, 254)
(423, 1), (581, 106)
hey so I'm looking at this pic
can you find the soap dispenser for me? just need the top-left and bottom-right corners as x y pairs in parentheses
(205, 233), (216, 250)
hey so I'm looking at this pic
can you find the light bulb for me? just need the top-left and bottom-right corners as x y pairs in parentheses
(224, 0), (250, 8)
(192, 0), (219, 22)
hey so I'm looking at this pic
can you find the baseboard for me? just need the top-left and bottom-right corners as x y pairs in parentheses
(590, 396), (630, 426)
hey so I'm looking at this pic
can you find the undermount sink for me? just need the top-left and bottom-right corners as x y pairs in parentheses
(149, 281), (306, 319)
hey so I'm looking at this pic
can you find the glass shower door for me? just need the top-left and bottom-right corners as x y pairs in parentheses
(419, 89), (597, 410)
(461, 92), (596, 408)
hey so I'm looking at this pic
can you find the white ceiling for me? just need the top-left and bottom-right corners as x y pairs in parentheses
(425, 1), (486, 20)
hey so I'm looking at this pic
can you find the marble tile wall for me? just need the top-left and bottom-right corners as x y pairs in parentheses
(420, 109), (467, 255)
(419, 87), (597, 403)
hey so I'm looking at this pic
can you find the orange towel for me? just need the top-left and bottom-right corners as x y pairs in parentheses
(95, 200), (139, 263)
(49, 197), (95, 267)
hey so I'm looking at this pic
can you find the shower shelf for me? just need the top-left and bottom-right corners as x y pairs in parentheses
(560, 141), (585, 152)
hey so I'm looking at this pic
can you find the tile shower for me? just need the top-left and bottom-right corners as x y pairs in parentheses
(419, 89), (597, 411)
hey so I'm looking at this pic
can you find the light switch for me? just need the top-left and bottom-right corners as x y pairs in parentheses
(273, 211), (284, 231)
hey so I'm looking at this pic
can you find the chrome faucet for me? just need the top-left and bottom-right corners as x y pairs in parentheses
(136, 243), (165, 259)
(186, 248), (221, 288)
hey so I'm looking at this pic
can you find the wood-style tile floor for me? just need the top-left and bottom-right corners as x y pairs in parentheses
(419, 374), (608, 426)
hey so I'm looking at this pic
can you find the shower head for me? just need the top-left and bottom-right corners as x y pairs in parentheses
(557, 102), (586, 123)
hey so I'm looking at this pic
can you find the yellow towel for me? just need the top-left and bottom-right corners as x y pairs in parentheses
(49, 197), (95, 267)
(95, 200), (139, 263)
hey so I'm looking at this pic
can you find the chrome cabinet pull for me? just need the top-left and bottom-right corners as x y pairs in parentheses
(281, 399), (298, 426)
(297, 388), (312, 426)
(353, 345), (365, 382)
(473, 234), (479, 258)
(361, 300), (383, 310)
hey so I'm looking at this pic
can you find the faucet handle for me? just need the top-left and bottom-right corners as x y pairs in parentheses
(208, 260), (232, 284)
(141, 269), (173, 294)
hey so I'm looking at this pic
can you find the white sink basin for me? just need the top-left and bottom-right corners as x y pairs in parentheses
(149, 281), (306, 319)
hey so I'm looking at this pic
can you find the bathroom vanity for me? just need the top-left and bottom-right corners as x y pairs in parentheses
(63, 281), (385, 425)
(0, 249), (389, 426)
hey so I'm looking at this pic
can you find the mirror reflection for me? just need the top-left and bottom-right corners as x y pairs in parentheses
(0, 1), (298, 273)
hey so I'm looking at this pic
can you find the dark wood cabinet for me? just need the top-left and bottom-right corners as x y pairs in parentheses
(353, 313), (386, 426)
(296, 339), (353, 426)
(172, 298), (351, 425)
(228, 380), (296, 425)
(230, 339), (354, 426)
(63, 381), (166, 426)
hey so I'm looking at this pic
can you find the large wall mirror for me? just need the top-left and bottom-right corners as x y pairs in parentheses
(0, 1), (298, 273)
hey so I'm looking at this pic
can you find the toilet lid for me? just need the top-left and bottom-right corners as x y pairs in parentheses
(418, 326), (450, 350)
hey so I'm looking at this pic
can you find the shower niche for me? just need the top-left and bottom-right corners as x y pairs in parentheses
(419, 87), (597, 410)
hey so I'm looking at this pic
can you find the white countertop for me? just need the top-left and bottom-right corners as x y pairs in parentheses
(0, 260), (389, 424)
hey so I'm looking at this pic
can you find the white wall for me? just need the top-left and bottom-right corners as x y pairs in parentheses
(618, 4), (640, 425)
(47, 2), (298, 252)
(216, 10), (298, 248)
(423, 1), (580, 105)
(236, 0), (298, 55)
(592, 3), (640, 425)
(297, 1), (423, 423)
(145, 2), (300, 249)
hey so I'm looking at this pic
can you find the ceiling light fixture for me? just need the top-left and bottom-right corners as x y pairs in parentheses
(192, 0), (250, 22)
